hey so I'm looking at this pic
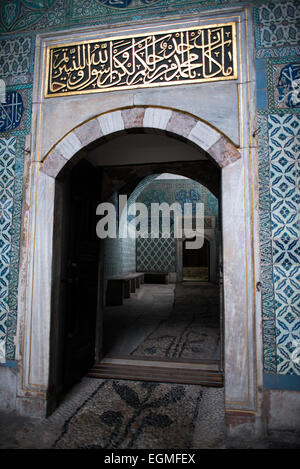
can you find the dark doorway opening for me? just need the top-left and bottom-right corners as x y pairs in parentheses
(183, 238), (210, 282)
(50, 132), (223, 408)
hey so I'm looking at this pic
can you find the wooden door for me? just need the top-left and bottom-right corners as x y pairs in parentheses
(62, 160), (100, 391)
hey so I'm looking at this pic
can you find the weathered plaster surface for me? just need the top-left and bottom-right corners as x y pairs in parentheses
(0, 367), (17, 412)
(267, 390), (300, 433)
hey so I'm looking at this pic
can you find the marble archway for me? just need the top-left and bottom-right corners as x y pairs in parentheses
(17, 104), (260, 429)
(40, 106), (240, 179)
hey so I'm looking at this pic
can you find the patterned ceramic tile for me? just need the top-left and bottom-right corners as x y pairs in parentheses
(0, 137), (16, 362)
(258, 110), (300, 376)
(137, 181), (218, 222)
(0, 35), (34, 85)
(68, 0), (235, 27)
(5, 136), (24, 359)
(0, 84), (32, 137)
(0, 91), (24, 132)
(274, 264), (300, 375)
(135, 179), (219, 273)
(267, 58), (300, 112)
(256, 46), (300, 59)
(103, 192), (137, 283)
(258, 113), (277, 373)
(0, 0), (296, 38)
(268, 114), (299, 240)
(0, 0), (241, 33)
(136, 237), (176, 272)
(255, 4), (300, 376)
(267, 113), (300, 375)
(0, 0), (64, 33)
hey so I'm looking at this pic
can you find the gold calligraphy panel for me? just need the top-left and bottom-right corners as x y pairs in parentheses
(45, 23), (237, 97)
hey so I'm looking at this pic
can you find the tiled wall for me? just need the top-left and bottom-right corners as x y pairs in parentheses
(103, 192), (136, 282)
(0, 32), (32, 362)
(254, 1), (300, 382)
(104, 178), (219, 278)
(136, 179), (218, 273)
(104, 236), (136, 278)
(0, 0), (299, 386)
(0, 0), (243, 34)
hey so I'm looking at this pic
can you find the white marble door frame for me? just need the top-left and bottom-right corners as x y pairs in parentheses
(15, 10), (264, 429)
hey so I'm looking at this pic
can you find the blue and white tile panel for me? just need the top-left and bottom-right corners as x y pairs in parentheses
(0, 137), (15, 362)
(268, 114), (300, 375)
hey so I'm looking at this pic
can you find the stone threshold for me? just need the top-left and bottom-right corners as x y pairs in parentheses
(88, 356), (223, 386)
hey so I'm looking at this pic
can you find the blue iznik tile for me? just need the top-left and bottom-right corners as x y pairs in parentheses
(0, 91), (24, 132)
(0, 137), (15, 354)
(261, 112), (300, 376)
(276, 63), (300, 109)
(257, 89), (268, 110)
(256, 1), (300, 48)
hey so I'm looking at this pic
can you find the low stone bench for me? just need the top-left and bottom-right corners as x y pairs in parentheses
(106, 272), (144, 306)
(129, 272), (144, 291)
(143, 272), (168, 284)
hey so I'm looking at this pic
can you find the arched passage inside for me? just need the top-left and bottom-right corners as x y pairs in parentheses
(21, 106), (249, 417)
(50, 131), (223, 400)
(100, 169), (220, 364)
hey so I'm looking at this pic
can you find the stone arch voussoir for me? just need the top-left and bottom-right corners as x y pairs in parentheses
(40, 106), (241, 178)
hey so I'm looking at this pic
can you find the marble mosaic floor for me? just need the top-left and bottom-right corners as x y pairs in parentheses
(1, 376), (298, 449)
(0, 377), (226, 449)
(103, 282), (220, 361)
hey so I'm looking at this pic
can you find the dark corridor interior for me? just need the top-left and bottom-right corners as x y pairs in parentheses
(52, 138), (223, 399)
(102, 282), (220, 362)
(183, 238), (210, 282)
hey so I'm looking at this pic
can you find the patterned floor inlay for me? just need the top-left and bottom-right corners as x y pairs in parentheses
(104, 283), (220, 361)
(130, 283), (220, 360)
(53, 379), (225, 449)
(1, 375), (299, 449)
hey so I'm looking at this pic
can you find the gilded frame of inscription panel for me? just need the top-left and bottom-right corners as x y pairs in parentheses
(45, 22), (237, 98)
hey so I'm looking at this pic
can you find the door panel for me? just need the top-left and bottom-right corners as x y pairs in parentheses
(62, 160), (100, 391)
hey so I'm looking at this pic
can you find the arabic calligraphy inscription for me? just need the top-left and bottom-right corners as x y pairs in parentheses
(0, 91), (24, 132)
(46, 23), (237, 97)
